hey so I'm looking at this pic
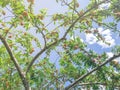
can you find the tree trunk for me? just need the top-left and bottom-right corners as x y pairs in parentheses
(22, 77), (31, 90)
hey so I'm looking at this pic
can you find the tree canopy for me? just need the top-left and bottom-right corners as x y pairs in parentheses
(0, 0), (120, 90)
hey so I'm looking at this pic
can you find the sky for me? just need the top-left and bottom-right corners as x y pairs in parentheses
(1, 0), (120, 68)
(33, 0), (90, 14)
(24, 0), (120, 63)
(27, 0), (92, 70)
(1, 0), (119, 62)
(31, 0), (119, 50)
(1, 0), (120, 88)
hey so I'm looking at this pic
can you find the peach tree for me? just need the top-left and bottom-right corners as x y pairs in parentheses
(0, 0), (120, 90)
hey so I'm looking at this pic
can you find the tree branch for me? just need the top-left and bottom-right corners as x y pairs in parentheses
(65, 53), (120, 90)
(62, 0), (80, 15)
(0, 34), (29, 90)
(78, 82), (120, 87)
(63, 0), (108, 38)
(35, 25), (47, 47)
(26, 38), (65, 73)
(26, 0), (108, 74)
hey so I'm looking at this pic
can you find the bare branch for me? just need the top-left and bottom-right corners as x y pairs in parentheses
(45, 20), (53, 27)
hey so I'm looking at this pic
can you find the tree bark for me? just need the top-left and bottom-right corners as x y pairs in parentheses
(0, 35), (30, 90)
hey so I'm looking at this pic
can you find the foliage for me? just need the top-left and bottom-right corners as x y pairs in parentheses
(0, 0), (120, 90)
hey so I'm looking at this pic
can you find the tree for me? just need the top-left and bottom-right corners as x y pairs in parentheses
(0, 0), (120, 90)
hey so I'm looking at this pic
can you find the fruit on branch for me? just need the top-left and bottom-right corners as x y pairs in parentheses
(27, 0), (34, 4)
(19, 15), (23, 20)
(86, 20), (90, 26)
(111, 60), (119, 66)
(34, 38), (37, 41)
(20, 21), (24, 26)
(5, 81), (9, 88)
(1, 22), (5, 27)
(1, 78), (5, 81)
(114, 12), (120, 16)
(8, 35), (12, 38)
(74, 45), (79, 50)
(43, 62), (46, 64)
(38, 14), (44, 20)
(2, 10), (6, 15)
(27, 0), (30, 2)
(94, 29), (98, 33)
(31, 0), (34, 4)
(54, 70), (58, 73)
(23, 32), (27, 35)
(79, 11), (84, 15)
(22, 11), (28, 17)
(75, 3), (79, 8)
(97, 55), (102, 59)
(51, 31), (58, 35)
(63, 44), (67, 48)
(85, 30), (91, 34)
(90, 16), (94, 20)
(46, 35), (50, 40)
(7, 70), (10, 74)
(30, 48), (34, 54)
(52, 14), (57, 21)
(4, 28), (9, 33)
(42, 27), (46, 31)
(92, 59), (97, 63)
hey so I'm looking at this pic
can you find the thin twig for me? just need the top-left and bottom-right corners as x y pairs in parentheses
(26, 0), (108, 74)
(35, 25), (47, 47)
(62, 0), (80, 15)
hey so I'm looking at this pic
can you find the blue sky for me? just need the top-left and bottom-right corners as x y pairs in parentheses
(31, 0), (119, 51)
(1, 1), (119, 56)
(26, 0), (92, 70)
(32, 0), (90, 14)
(25, 0), (120, 63)
(1, 0), (120, 88)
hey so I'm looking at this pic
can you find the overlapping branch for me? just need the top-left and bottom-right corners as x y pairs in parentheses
(26, 0), (109, 74)
(65, 53), (120, 90)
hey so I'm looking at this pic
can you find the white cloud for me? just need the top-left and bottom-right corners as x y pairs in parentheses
(104, 35), (112, 40)
(98, 27), (103, 33)
(106, 52), (114, 58)
(85, 27), (115, 48)
(101, 29), (111, 36)
(86, 33), (97, 44)
(98, 28), (111, 36)
(97, 28), (115, 48)
(99, 2), (110, 10)
(97, 40), (115, 48)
